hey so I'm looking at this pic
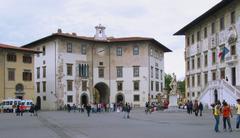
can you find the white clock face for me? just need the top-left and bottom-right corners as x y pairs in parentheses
(96, 47), (105, 56)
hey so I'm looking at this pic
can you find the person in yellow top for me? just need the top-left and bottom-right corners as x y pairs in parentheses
(213, 101), (221, 132)
(236, 99), (240, 129)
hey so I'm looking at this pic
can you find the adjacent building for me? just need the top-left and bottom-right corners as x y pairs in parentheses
(175, 0), (240, 107)
(22, 25), (171, 110)
(0, 43), (39, 102)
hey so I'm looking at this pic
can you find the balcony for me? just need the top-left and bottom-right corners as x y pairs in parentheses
(225, 55), (238, 65)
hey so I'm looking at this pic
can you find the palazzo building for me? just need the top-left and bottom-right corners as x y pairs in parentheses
(22, 25), (171, 110)
(0, 43), (38, 102)
(175, 0), (240, 107)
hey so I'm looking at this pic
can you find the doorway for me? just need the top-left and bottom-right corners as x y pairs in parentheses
(232, 67), (236, 86)
(214, 89), (218, 104)
(36, 96), (41, 110)
(81, 94), (88, 106)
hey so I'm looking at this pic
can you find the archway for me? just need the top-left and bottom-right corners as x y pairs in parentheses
(116, 93), (124, 104)
(81, 94), (88, 106)
(36, 96), (41, 110)
(214, 89), (218, 104)
(94, 82), (109, 104)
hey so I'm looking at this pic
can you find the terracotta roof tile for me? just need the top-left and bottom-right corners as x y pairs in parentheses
(0, 43), (40, 53)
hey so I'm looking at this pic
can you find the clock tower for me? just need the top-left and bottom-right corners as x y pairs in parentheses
(94, 24), (107, 40)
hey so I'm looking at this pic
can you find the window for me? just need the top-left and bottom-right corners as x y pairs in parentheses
(192, 75), (195, 87)
(133, 95), (140, 102)
(187, 76), (190, 88)
(161, 82), (163, 92)
(230, 45), (236, 55)
(82, 80), (87, 91)
(67, 42), (72, 53)
(117, 81), (123, 91)
(212, 49), (216, 65)
(133, 46), (139, 55)
(151, 81), (153, 91)
(8, 68), (15, 81)
(133, 66), (139, 77)
(231, 11), (235, 24)
(116, 66), (123, 78)
(187, 60), (190, 71)
(211, 22), (215, 34)
(204, 52), (208, 67)
(81, 45), (87, 55)
(23, 70), (32, 81)
(156, 81), (159, 91)
(98, 67), (104, 78)
(43, 96), (46, 101)
(78, 64), (89, 77)
(23, 55), (32, 63)
(191, 34), (194, 44)
(204, 72), (208, 85)
(204, 27), (208, 38)
(37, 67), (40, 79)
(42, 66), (46, 78)
(42, 46), (45, 56)
(187, 92), (190, 97)
(212, 71), (216, 81)
(220, 17), (225, 31)
(197, 56), (201, 69)
(197, 74), (201, 86)
(191, 57), (195, 70)
(151, 66), (153, 78)
(67, 95), (73, 103)
(220, 68), (225, 79)
(155, 68), (159, 79)
(67, 80), (73, 91)
(116, 47), (122, 56)
(187, 37), (190, 46)
(197, 31), (201, 41)
(37, 82), (40, 93)
(7, 53), (16, 62)
(67, 64), (73, 76)
(42, 81), (46, 92)
(36, 47), (40, 57)
(160, 70), (163, 80)
(192, 92), (195, 97)
(133, 81), (139, 91)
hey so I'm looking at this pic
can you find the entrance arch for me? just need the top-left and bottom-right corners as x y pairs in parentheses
(94, 82), (109, 104)
(81, 94), (88, 106)
(36, 96), (41, 110)
(116, 93), (124, 104)
(214, 89), (218, 104)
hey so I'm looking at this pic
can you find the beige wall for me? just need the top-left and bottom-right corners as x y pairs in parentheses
(0, 49), (35, 102)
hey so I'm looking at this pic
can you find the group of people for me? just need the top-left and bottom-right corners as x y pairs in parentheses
(186, 100), (203, 116)
(213, 99), (240, 132)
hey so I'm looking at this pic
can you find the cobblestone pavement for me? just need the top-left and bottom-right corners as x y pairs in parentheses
(0, 109), (239, 138)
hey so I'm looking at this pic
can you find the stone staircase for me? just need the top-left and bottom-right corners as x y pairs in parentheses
(198, 79), (240, 107)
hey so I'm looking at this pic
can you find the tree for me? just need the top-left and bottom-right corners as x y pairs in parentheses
(164, 74), (173, 93)
(177, 80), (185, 97)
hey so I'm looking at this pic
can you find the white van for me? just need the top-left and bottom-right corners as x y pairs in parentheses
(2, 99), (21, 112)
(21, 100), (33, 111)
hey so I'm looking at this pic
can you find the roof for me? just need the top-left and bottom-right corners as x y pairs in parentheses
(22, 33), (172, 52)
(174, 0), (234, 35)
(0, 43), (40, 53)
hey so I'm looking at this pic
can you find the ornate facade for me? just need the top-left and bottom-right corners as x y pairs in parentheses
(22, 25), (171, 110)
(175, 0), (240, 107)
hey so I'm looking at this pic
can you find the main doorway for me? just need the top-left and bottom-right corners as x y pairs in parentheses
(36, 96), (41, 110)
(81, 94), (88, 106)
(94, 82), (109, 104)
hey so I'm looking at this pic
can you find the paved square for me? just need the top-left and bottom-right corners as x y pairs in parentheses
(0, 109), (239, 138)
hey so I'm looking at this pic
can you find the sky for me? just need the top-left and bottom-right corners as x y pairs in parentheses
(0, 0), (222, 80)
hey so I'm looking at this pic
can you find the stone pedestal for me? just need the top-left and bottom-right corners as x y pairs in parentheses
(169, 95), (178, 107)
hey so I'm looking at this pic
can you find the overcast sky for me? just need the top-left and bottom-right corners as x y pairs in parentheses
(0, 0), (222, 80)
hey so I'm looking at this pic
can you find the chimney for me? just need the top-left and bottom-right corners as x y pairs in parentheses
(72, 32), (77, 36)
(57, 28), (62, 33)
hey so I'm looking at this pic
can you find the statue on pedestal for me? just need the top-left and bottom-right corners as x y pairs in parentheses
(169, 73), (177, 96)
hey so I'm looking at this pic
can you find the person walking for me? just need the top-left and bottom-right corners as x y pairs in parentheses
(34, 104), (39, 116)
(213, 101), (221, 132)
(67, 104), (71, 113)
(126, 103), (131, 119)
(222, 102), (232, 132)
(19, 103), (25, 116)
(193, 100), (199, 116)
(86, 104), (91, 117)
(123, 103), (128, 119)
(29, 104), (35, 116)
(199, 102), (203, 116)
(236, 99), (240, 129)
